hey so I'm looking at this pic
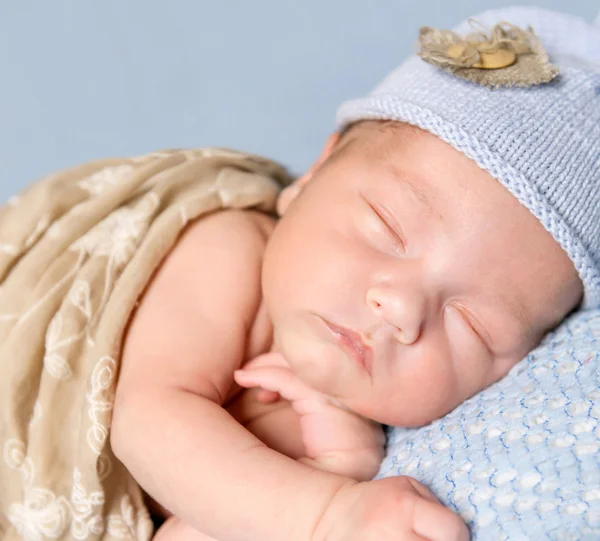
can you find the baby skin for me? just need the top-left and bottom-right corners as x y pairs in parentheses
(111, 121), (583, 541)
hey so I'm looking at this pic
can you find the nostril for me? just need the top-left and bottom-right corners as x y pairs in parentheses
(366, 289), (385, 312)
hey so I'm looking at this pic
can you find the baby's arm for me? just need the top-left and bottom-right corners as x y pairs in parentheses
(111, 210), (351, 541)
(235, 352), (386, 481)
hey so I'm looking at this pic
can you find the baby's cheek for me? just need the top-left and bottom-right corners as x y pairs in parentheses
(444, 313), (497, 395)
(371, 357), (457, 426)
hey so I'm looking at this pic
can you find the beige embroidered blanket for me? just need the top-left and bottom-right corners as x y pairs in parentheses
(0, 149), (291, 540)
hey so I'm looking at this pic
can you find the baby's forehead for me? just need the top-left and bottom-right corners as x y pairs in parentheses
(335, 121), (465, 189)
(332, 122), (472, 203)
(337, 120), (424, 155)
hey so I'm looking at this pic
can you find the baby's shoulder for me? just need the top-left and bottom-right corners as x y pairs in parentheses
(175, 207), (275, 312)
(175, 208), (276, 265)
(129, 207), (276, 339)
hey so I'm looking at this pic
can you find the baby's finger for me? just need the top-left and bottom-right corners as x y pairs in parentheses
(234, 366), (311, 402)
(413, 498), (470, 541)
(256, 389), (280, 403)
(406, 478), (440, 503)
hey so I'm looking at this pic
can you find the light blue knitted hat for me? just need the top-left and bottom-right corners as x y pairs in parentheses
(336, 6), (600, 310)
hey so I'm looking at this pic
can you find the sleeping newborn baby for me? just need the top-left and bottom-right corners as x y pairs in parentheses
(2, 6), (596, 541)
(112, 10), (600, 541)
(123, 115), (586, 541)
(117, 118), (578, 539)
(112, 7), (600, 539)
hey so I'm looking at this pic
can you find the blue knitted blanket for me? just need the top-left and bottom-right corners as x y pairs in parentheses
(381, 309), (600, 540)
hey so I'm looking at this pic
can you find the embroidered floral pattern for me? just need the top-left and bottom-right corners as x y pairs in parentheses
(0, 148), (287, 540)
(4, 440), (151, 540)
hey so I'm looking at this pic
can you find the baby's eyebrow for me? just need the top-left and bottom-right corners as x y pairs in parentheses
(381, 161), (442, 222)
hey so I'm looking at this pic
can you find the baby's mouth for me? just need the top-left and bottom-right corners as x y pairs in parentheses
(322, 319), (374, 375)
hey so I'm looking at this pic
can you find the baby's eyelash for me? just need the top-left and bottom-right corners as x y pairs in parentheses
(451, 302), (493, 355)
(368, 201), (406, 250)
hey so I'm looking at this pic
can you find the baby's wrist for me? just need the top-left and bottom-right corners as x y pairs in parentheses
(310, 478), (360, 541)
(298, 446), (383, 481)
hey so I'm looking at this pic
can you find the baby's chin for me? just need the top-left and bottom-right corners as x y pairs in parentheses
(345, 387), (466, 428)
(280, 334), (367, 394)
(361, 405), (452, 428)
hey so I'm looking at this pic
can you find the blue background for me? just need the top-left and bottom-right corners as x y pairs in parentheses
(0, 1), (597, 201)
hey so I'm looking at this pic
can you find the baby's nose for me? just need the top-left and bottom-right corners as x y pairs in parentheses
(366, 285), (425, 344)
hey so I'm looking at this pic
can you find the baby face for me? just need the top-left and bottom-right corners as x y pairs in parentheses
(262, 121), (583, 427)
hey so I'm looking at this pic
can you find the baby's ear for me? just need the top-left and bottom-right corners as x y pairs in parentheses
(277, 132), (340, 216)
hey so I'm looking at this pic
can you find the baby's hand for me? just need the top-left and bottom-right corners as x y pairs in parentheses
(234, 352), (385, 481)
(314, 477), (470, 541)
